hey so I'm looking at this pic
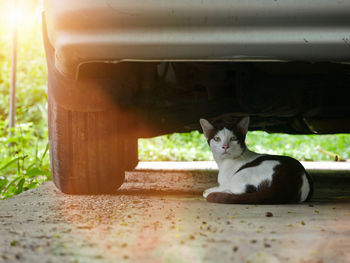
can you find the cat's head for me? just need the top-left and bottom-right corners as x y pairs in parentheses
(199, 117), (249, 160)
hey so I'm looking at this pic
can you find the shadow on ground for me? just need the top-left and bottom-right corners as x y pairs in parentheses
(0, 169), (349, 263)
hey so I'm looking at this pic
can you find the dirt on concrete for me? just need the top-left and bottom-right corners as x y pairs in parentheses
(1, 169), (350, 263)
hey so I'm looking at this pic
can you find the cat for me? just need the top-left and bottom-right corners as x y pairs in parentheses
(199, 117), (313, 204)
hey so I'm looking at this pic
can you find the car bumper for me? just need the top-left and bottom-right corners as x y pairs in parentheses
(44, 0), (350, 78)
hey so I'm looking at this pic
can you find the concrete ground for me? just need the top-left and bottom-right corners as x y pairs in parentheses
(1, 162), (350, 263)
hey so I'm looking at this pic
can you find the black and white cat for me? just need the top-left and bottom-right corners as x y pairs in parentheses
(200, 117), (313, 204)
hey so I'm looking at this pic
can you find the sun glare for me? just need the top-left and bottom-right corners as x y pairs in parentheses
(2, 0), (40, 28)
(7, 6), (28, 27)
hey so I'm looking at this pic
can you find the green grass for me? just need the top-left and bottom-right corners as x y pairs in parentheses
(139, 131), (350, 162)
(0, 0), (50, 199)
(246, 132), (350, 162)
(0, 0), (349, 199)
(139, 131), (212, 161)
(0, 121), (51, 199)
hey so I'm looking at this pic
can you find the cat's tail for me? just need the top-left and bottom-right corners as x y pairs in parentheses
(206, 189), (294, 204)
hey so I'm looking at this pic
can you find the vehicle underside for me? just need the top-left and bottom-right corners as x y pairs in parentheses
(43, 0), (350, 194)
(78, 61), (350, 137)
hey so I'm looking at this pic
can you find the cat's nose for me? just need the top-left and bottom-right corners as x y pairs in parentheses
(222, 144), (229, 150)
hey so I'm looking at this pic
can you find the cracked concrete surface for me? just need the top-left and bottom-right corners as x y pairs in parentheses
(0, 166), (350, 263)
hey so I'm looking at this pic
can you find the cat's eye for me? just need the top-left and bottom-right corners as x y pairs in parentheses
(213, 137), (221, 142)
(230, 137), (237, 141)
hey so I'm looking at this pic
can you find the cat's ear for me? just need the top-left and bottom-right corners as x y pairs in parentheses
(237, 116), (250, 134)
(200, 119), (215, 139)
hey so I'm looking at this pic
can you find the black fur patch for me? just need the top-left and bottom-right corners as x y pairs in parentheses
(206, 191), (277, 204)
(245, 185), (257, 193)
(225, 118), (247, 150)
(245, 180), (270, 194)
(257, 180), (270, 191)
(206, 128), (219, 145)
(231, 126), (247, 150)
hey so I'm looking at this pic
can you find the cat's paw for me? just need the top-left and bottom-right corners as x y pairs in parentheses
(203, 189), (210, 198)
(203, 187), (230, 198)
(203, 188), (218, 198)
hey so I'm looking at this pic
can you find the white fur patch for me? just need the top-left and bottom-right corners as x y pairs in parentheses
(229, 160), (280, 194)
(299, 173), (310, 202)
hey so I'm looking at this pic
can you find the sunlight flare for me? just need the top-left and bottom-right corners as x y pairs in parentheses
(7, 4), (27, 27)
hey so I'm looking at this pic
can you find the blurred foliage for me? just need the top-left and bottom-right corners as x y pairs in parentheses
(246, 132), (349, 161)
(0, 121), (51, 199)
(139, 131), (350, 162)
(0, 0), (49, 199)
(139, 131), (213, 161)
